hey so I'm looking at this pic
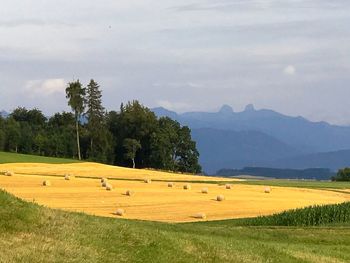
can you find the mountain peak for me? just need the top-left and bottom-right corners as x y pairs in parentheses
(244, 104), (255, 112)
(151, 107), (178, 119)
(219, 104), (234, 114)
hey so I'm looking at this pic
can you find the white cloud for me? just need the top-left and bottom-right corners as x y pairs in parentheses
(283, 65), (296, 75)
(1, 0), (350, 125)
(24, 79), (66, 97)
(157, 100), (191, 112)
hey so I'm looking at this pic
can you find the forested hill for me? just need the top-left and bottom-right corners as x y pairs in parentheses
(216, 167), (334, 180)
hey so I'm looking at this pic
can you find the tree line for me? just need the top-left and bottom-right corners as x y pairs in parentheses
(0, 79), (201, 174)
(332, 168), (350, 181)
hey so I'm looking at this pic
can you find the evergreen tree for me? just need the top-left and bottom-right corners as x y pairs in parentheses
(65, 80), (85, 160)
(85, 79), (106, 160)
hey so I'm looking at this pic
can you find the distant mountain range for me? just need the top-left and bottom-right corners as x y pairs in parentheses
(152, 105), (350, 174)
(191, 128), (300, 174)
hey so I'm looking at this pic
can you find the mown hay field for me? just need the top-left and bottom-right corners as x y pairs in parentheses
(0, 162), (236, 182)
(1, 163), (349, 222)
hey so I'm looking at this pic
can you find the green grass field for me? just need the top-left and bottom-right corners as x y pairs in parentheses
(235, 179), (350, 190)
(1, 190), (350, 263)
(0, 152), (80, 164)
(1, 152), (350, 262)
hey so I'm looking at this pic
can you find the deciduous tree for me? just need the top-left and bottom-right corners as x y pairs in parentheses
(65, 80), (85, 160)
(123, 138), (141, 168)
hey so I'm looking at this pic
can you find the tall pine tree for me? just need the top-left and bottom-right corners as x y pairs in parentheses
(85, 79), (106, 160)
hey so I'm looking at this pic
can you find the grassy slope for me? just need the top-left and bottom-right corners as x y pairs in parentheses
(0, 152), (80, 164)
(1, 190), (350, 263)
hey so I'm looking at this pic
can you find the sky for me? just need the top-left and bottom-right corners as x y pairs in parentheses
(1, 0), (350, 125)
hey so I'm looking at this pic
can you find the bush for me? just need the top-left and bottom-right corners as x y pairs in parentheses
(332, 168), (350, 181)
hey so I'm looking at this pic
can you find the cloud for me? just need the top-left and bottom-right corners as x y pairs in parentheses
(24, 79), (66, 97)
(283, 65), (296, 75)
(0, 0), (350, 125)
(172, 0), (348, 13)
(156, 100), (191, 112)
(153, 82), (203, 89)
(0, 19), (74, 28)
(171, 1), (268, 12)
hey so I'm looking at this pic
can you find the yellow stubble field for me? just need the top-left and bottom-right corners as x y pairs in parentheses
(0, 162), (235, 182)
(1, 163), (349, 222)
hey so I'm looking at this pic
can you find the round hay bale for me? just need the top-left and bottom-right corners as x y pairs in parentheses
(264, 186), (271, 193)
(64, 174), (70, 180)
(116, 208), (125, 216)
(168, 182), (174, 188)
(183, 184), (191, 190)
(225, 184), (232, 189)
(144, 179), (152, 184)
(201, 188), (208, 194)
(126, 190), (134, 196)
(101, 181), (108, 187)
(194, 213), (207, 219)
(5, 171), (14, 176)
(216, 195), (225, 201)
(101, 178), (107, 183)
(106, 184), (113, 191)
(42, 180), (51, 186)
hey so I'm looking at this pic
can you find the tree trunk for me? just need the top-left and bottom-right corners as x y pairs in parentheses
(76, 118), (81, 160)
(132, 158), (135, 169)
(90, 137), (93, 158)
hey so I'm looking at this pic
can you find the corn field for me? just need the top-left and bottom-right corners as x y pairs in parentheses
(241, 202), (350, 226)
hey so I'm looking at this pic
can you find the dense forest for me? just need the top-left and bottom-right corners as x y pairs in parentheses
(0, 80), (201, 174)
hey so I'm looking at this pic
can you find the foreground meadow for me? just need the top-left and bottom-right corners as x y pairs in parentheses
(1, 190), (350, 263)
